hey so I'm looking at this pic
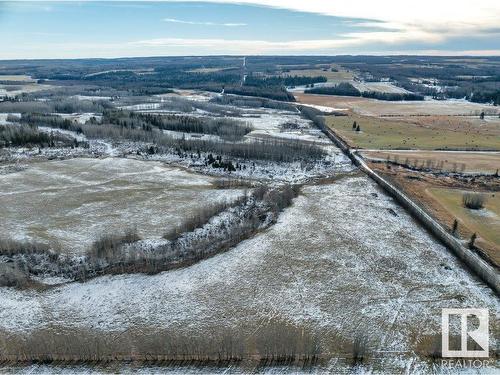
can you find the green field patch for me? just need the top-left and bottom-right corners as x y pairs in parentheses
(326, 115), (500, 150)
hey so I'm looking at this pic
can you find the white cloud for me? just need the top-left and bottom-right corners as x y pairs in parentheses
(38, 0), (499, 53)
(131, 37), (355, 52)
(3, 0), (500, 58)
(163, 18), (246, 27)
(162, 0), (500, 46)
(173, 0), (500, 28)
(3, 37), (500, 59)
(130, 37), (500, 55)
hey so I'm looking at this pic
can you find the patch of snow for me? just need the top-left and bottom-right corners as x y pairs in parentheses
(0, 176), (497, 366)
(38, 126), (87, 142)
(0, 113), (20, 125)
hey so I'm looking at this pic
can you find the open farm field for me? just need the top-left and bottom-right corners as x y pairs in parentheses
(325, 114), (500, 150)
(0, 53), (499, 373)
(427, 188), (500, 252)
(352, 81), (410, 94)
(0, 158), (243, 255)
(0, 75), (35, 82)
(295, 93), (500, 116)
(363, 150), (500, 174)
(0, 82), (53, 97)
(390, 115), (500, 133)
(1, 176), (498, 371)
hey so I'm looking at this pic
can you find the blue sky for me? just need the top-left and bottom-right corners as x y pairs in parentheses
(1, 1), (499, 59)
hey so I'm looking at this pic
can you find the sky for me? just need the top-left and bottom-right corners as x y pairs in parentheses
(0, 0), (499, 59)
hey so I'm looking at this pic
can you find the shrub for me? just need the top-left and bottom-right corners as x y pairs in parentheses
(351, 334), (368, 365)
(0, 263), (30, 288)
(469, 233), (477, 249)
(462, 192), (486, 210)
(0, 238), (51, 256)
(163, 198), (246, 241)
(88, 228), (141, 261)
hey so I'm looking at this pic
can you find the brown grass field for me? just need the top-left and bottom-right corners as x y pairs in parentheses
(324, 114), (500, 150)
(427, 187), (500, 253)
(362, 150), (500, 174)
(0, 74), (35, 82)
(295, 93), (500, 116)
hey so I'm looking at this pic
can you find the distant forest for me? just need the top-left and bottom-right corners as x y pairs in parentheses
(0, 55), (499, 103)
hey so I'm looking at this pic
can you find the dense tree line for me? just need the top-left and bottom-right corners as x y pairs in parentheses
(102, 110), (253, 140)
(17, 113), (83, 133)
(306, 82), (360, 96)
(0, 97), (111, 114)
(361, 91), (424, 101)
(222, 85), (296, 101)
(0, 124), (72, 148)
(305, 83), (424, 101)
(9, 103), (318, 165)
(470, 90), (500, 105)
(81, 70), (241, 94)
(82, 70), (297, 101)
(77, 121), (326, 162)
(245, 75), (327, 87)
(1, 319), (322, 364)
(80, 68), (297, 101)
(211, 94), (298, 111)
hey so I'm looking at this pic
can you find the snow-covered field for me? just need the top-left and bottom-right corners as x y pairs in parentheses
(352, 81), (410, 94)
(0, 158), (243, 254)
(288, 80), (409, 95)
(295, 93), (500, 117)
(56, 112), (101, 124)
(0, 82), (53, 97)
(1, 176), (497, 371)
(1, 90), (498, 372)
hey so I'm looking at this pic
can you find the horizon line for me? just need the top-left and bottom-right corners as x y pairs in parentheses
(2, 53), (500, 62)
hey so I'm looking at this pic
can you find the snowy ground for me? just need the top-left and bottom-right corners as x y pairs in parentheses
(288, 81), (410, 95)
(0, 176), (497, 371)
(352, 81), (410, 94)
(0, 113), (20, 125)
(113, 104), (354, 183)
(1, 92), (498, 372)
(56, 112), (101, 124)
(38, 126), (87, 142)
(0, 158), (243, 254)
(0, 113), (10, 125)
(295, 94), (500, 117)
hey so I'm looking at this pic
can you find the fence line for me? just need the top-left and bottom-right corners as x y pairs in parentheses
(313, 114), (500, 295)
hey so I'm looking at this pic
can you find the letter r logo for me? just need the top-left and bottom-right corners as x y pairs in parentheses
(442, 308), (489, 358)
